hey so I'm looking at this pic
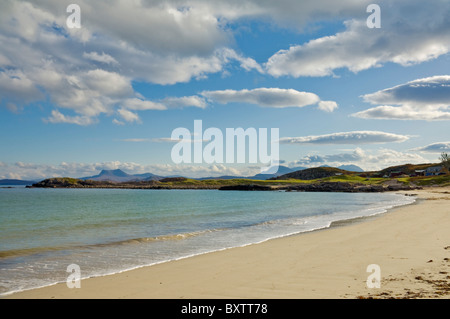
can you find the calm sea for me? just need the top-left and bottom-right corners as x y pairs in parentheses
(0, 187), (415, 295)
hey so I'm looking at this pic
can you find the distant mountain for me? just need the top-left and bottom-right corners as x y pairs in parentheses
(0, 179), (36, 186)
(197, 166), (308, 181)
(337, 165), (364, 172)
(81, 169), (164, 182)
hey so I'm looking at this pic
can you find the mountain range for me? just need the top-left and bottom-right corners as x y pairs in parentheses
(80, 169), (165, 182)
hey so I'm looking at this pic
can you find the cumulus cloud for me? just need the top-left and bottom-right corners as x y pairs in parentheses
(280, 131), (409, 145)
(117, 109), (141, 124)
(0, 0), (265, 125)
(353, 75), (450, 120)
(201, 88), (337, 111)
(318, 101), (338, 112)
(0, 69), (43, 103)
(293, 148), (428, 171)
(411, 142), (450, 153)
(83, 52), (118, 65)
(265, 1), (450, 77)
(2, 0), (449, 125)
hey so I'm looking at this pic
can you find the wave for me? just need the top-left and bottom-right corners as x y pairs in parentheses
(95, 229), (219, 247)
(0, 229), (221, 260)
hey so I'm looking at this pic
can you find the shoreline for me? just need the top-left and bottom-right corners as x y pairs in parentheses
(0, 193), (411, 298)
(4, 187), (449, 299)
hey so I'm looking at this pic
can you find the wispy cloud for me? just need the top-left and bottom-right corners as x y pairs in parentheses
(201, 88), (337, 111)
(280, 131), (410, 145)
(118, 138), (152, 143)
(411, 141), (450, 153)
(44, 110), (97, 126)
(151, 137), (210, 143)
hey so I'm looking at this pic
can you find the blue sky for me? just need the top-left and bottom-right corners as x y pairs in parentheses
(0, 0), (449, 179)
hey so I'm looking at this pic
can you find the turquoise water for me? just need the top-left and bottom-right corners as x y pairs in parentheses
(0, 187), (415, 295)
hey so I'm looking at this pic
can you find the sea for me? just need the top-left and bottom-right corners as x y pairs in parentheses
(0, 186), (415, 296)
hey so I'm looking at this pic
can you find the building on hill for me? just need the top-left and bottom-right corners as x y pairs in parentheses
(425, 166), (444, 176)
(413, 170), (426, 177)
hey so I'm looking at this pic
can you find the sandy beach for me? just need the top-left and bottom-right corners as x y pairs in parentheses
(4, 187), (449, 299)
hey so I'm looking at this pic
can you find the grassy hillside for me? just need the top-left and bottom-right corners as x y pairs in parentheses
(273, 167), (351, 180)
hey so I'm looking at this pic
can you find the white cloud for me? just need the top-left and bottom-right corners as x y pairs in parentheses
(161, 96), (207, 109)
(112, 119), (125, 126)
(219, 48), (263, 73)
(2, 0), (449, 125)
(318, 101), (338, 112)
(122, 98), (166, 111)
(201, 88), (336, 111)
(151, 137), (180, 143)
(265, 1), (450, 77)
(0, 0), (267, 125)
(39, 68), (133, 118)
(0, 69), (42, 103)
(151, 136), (210, 143)
(293, 147), (428, 171)
(83, 52), (119, 65)
(119, 139), (152, 143)
(117, 109), (141, 124)
(280, 131), (409, 145)
(44, 110), (96, 126)
(352, 106), (450, 121)
(353, 75), (450, 120)
(411, 142), (450, 153)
